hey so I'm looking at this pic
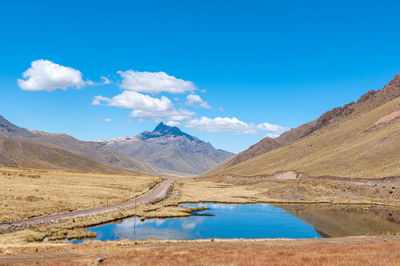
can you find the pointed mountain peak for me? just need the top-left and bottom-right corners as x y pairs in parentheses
(153, 122), (184, 136)
(137, 122), (195, 141)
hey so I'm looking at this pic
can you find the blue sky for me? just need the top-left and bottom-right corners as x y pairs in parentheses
(1, 0), (400, 153)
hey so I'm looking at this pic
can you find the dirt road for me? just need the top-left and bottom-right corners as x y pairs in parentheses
(0, 179), (173, 233)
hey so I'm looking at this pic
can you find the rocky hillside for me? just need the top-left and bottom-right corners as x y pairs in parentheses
(205, 73), (400, 179)
(0, 116), (154, 174)
(92, 122), (234, 177)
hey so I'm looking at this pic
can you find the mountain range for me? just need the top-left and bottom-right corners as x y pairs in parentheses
(92, 122), (234, 177)
(0, 115), (155, 174)
(0, 116), (233, 176)
(4, 71), (399, 179)
(205, 73), (400, 180)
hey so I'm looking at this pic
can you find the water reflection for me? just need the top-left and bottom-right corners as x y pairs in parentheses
(276, 204), (400, 237)
(72, 203), (320, 243)
(71, 203), (400, 243)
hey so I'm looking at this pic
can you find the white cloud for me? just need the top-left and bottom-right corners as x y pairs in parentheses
(185, 116), (289, 135)
(86, 76), (111, 86)
(165, 120), (180, 127)
(18, 59), (85, 91)
(256, 122), (288, 133)
(186, 117), (256, 134)
(91, 95), (109, 105)
(118, 70), (196, 94)
(92, 90), (193, 121)
(99, 118), (112, 122)
(85, 80), (96, 86)
(101, 76), (111, 84)
(186, 94), (211, 109)
(93, 90), (172, 110)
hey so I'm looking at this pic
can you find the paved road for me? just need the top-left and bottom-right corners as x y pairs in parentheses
(0, 179), (173, 233)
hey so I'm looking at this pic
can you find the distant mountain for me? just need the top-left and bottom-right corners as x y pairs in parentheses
(0, 116), (154, 174)
(92, 122), (234, 177)
(205, 73), (400, 179)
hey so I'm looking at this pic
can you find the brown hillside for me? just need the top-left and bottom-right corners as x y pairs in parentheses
(0, 138), (129, 174)
(205, 73), (400, 179)
(0, 115), (155, 174)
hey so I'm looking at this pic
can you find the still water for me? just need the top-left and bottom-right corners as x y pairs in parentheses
(72, 203), (321, 243)
(71, 203), (400, 243)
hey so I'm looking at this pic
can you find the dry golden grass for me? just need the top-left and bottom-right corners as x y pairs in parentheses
(175, 178), (400, 205)
(1, 237), (400, 265)
(0, 173), (194, 246)
(0, 167), (162, 223)
(2, 167), (400, 249)
(208, 93), (400, 179)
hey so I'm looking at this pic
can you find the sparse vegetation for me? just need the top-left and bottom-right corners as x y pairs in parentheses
(0, 167), (162, 223)
(174, 177), (400, 205)
(1, 237), (400, 265)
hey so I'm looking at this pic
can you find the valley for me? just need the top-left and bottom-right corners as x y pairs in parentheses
(2, 73), (400, 265)
(3, 1), (400, 264)
(1, 167), (400, 265)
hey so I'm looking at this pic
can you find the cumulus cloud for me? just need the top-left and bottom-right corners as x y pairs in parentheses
(92, 90), (193, 121)
(118, 70), (196, 94)
(185, 116), (289, 135)
(256, 122), (288, 133)
(18, 59), (85, 91)
(165, 120), (180, 127)
(186, 117), (256, 134)
(100, 118), (112, 122)
(186, 94), (211, 109)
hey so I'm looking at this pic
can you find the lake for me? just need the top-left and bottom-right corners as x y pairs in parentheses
(70, 203), (400, 243)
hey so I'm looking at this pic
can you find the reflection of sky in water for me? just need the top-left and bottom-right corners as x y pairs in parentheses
(73, 203), (321, 243)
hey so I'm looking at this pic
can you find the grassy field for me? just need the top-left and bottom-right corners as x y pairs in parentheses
(2, 166), (400, 258)
(1, 237), (400, 265)
(0, 167), (162, 223)
(175, 177), (400, 205)
(3, 168), (400, 246)
(0, 168), (192, 246)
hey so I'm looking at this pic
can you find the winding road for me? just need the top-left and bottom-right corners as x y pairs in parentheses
(0, 179), (173, 233)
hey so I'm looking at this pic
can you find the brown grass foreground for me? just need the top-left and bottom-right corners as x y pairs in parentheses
(0, 237), (400, 265)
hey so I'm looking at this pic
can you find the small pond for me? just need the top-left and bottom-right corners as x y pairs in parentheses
(70, 203), (400, 243)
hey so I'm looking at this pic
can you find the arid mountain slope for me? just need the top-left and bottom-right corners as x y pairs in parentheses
(0, 116), (154, 174)
(0, 137), (128, 173)
(92, 123), (234, 177)
(206, 73), (400, 179)
(210, 73), (400, 173)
